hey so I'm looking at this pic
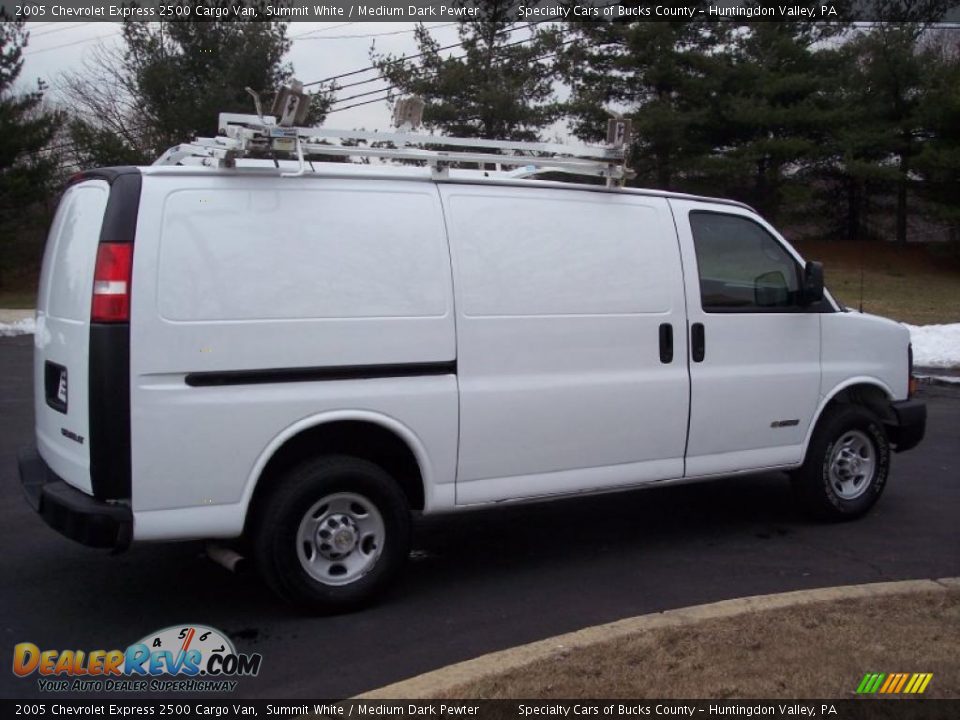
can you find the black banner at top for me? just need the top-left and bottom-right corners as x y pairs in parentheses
(2, 699), (960, 719)
(3, 0), (960, 23)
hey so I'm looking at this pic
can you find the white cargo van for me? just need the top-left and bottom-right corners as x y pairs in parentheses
(19, 124), (925, 611)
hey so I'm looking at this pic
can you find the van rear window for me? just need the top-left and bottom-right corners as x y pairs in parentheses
(46, 185), (109, 321)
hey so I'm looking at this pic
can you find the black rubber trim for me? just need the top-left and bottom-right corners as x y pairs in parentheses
(66, 166), (140, 188)
(96, 170), (142, 244)
(18, 446), (132, 551)
(89, 324), (132, 500)
(886, 399), (926, 453)
(699, 300), (835, 314)
(185, 361), (458, 388)
(87, 169), (141, 501)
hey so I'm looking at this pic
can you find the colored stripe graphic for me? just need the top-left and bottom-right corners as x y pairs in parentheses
(893, 673), (910, 693)
(857, 672), (932, 694)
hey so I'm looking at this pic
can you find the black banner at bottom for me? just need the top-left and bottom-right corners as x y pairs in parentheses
(2, 700), (958, 720)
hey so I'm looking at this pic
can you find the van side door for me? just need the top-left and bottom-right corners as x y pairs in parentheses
(669, 200), (822, 476)
(440, 185), (690, 504)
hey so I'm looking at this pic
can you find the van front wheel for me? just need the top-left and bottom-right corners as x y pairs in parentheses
(793, 405), (890, 521)
(254, 456), (410, 612)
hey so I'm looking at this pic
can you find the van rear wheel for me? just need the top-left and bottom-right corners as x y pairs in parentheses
(254, 456), (410, 613)
(792, 405), (890, 521)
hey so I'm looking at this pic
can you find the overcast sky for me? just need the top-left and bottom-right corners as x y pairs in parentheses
(20, 21), (477, 133)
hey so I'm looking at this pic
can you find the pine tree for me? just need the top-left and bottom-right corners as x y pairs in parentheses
(827, 0), (952, 244)
(710, 22), (848, 221)
(558, 15), (731, 192)
(0, 15), (64, 290)
(914, 30), (960, 240)
(0, 16), (63, 216)
(370, 2), (560, 141)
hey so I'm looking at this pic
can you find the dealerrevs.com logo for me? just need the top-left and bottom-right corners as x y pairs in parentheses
(13, 625), (262, 693)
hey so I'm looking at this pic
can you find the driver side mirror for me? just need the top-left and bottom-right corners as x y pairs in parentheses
(801, 261), (824, 306)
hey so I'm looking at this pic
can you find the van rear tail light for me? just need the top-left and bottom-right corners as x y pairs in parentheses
(91, 243), (133, 323)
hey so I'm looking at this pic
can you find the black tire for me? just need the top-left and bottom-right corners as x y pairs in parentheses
(792, 404), (890, 521)
(253, 455), (410, 613)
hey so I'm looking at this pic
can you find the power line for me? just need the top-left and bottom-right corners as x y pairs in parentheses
(328, 28), (572, 108)
(303, 21), (554, 88)
(328, 38), (576, 115)
(335, 73), (403, 94)
(32, 118), (157, 160)
(24, 31), (120, 56)
(289, 22), (357, 39)
(327, 28), (547, 95)
(295, 23), (459, 41)
(28, 22), (91, 39)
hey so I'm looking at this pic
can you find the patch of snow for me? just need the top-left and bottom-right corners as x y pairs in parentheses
(0, 318), (36, 337)
(905, 323), (960, 369)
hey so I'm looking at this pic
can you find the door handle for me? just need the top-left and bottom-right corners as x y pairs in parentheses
(659, 323), (673, 364)
(691, 323), (705, 362)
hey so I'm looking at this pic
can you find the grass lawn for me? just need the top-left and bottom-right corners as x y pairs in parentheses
(439, 589), (959, 699)
(0, 288), (37, 309)
(794, 240), (960, 326)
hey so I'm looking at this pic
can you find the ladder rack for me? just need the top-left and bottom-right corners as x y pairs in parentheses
(153, 113), (633, 186)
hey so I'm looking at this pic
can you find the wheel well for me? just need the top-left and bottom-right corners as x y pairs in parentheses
(246, 421), (425, 534)
(822, 383), (895, 425)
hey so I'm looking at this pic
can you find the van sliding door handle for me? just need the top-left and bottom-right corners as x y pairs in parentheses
(658, 323), (673, 364)
(691, 323), (705, 362)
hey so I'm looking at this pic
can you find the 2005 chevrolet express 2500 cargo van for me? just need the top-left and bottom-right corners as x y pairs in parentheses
(18, 121), (926, 611)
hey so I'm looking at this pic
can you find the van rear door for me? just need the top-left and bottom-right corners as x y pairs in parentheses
(35, 169), (139, 500)
(35, 180), (109, 495)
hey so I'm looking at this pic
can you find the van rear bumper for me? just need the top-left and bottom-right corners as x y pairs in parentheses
(18, 446), (132, 551)
(887, 399), (926, 453)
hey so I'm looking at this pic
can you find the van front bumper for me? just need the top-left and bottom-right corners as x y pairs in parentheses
(887, 399), (926, 453)
(18, 446), (132, 551)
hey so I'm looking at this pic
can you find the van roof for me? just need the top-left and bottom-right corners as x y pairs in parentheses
(133, 161), (756, 213)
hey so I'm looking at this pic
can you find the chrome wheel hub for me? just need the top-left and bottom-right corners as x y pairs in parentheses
(297, 493), (385, 586)
(828, 430), (876, 500)
(319, 514), (358, 559)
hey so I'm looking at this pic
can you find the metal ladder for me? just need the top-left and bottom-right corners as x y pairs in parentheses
(153, 100), (634, 187)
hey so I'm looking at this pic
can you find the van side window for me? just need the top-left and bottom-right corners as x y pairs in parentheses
(689, 211), (801, 312)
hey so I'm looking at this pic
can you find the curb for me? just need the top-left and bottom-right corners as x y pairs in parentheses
(916, 374), (960, 388)
(357, 577), (960, 699)
(0, 308), (34, 322)
(915, 365), (960, 388)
